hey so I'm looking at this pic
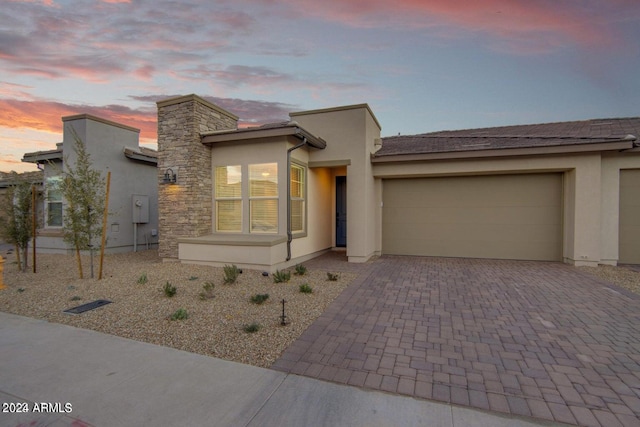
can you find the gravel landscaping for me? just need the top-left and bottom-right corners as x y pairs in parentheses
(0, 249), (355, 368)
(578, 264), (640, 295)
(2, 247), (639, 371)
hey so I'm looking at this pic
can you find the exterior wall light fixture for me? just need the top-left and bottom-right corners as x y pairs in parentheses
(163, 168), (177, 184)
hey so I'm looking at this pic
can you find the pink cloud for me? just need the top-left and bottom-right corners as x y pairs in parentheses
(0, 98), (157, 140)
(270, 0), (637, 52)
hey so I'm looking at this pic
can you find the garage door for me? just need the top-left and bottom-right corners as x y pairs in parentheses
(382, 173), (562, 261)
(619, 169), (640, 264)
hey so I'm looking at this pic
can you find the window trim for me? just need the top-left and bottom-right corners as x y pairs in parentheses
(249, 163), (278, 234)
(45, 176), (63, 228)
(214, 165), (243, 232)
(290, 162), (307, 237)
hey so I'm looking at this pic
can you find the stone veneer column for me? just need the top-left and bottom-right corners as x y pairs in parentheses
(156, 94), (238, 259)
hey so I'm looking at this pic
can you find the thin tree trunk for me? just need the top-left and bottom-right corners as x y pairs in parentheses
(21, 244), (28, 273)
(15, 243), (21, 271)
(75, 243), (83, 279)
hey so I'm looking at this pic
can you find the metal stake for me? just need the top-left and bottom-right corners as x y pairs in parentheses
(280, 299), (288, 326)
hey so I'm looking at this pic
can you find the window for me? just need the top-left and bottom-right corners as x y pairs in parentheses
(215, 165), (242, 232)
(249, 163), (278, 233)
(290, 164), (305, 233)
(46, 176), (63, 227)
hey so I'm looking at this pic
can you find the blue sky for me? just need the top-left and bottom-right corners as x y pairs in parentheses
(1, 0), (639, 172)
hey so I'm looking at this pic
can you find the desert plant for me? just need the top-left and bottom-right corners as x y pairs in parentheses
(70, 295), (82, 301)
(250, 293), (269, 304)
(272, 269), (291, 283)
(0, 173), (34, 272)
(327, 272), (339, 281)
(243, 322), (261, 333)
(199, 282), (215, 300)
(60, 128), (106, 279)
(294, 264), (307, 276)
(170, 308), (188, 321)
(223, 264), (240, 284)
(299, 283), (313, 294)
(137, 272), (148, 285)
(163, 281), (177, 297)
(188, 276), (198, 281)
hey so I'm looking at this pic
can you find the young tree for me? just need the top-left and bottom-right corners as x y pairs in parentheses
(0, 173), (34, 272)
(60, 129), (106, 278)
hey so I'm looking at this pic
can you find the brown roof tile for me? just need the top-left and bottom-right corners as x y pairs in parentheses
(376, 117), (640, 157)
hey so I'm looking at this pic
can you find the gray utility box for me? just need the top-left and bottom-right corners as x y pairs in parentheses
(132, 195), (149, 224)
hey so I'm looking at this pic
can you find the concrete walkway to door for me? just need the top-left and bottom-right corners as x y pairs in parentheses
(272, 254), (640, 426)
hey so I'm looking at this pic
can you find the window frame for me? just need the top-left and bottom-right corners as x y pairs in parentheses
(290, 162), (306, 236)
(214, 165), (243, 232)
(45, 176), (63, 228)
(249, 163), (278, 234)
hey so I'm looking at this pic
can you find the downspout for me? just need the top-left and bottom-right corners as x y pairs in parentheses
(286, 136), (307, 261)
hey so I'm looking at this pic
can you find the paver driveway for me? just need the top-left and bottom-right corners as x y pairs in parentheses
(272, 254), (640, 426)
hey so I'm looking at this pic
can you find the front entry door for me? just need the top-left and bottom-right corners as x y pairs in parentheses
(336, 176), (347, 247)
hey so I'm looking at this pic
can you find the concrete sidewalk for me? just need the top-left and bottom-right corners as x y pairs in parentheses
(0, 312), (552, 427)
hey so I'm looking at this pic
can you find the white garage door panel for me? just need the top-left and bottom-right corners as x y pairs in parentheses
(382, 174), (562, 261)
(619, 169), (640, 264)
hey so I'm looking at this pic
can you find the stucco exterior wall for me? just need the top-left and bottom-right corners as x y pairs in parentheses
(38, 115), (158, 254)
(291, 105), (381, 263)
(290, 164), (333, 259)
(600, 150), (640, 264)
(179, 137), (333, 269)
(373, 151), (640, 266)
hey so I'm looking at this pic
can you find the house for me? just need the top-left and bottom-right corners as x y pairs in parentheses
(22, 114), (159, 254)
(156, 94), (640, 270)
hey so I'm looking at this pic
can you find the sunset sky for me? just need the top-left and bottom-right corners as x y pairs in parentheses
(2, 0), (639, 172)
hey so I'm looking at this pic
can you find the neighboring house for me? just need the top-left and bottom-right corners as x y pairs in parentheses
(22, 114), (159, 253)
(156, 94), (640, 270)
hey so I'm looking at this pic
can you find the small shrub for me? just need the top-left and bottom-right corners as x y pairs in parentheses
(199, 282), (215, 300)
(273, 269), (291, 283)
(243, 322), (261, 333)
(223, 264), (240, 284)
(294, 264), (307, 276)
(170, 308), (188, 321)
(327, 272), (339, 281)
(137, 272), (148, 285)
(299, 283), (313, 294)
(188, 276), (198, 281)
(70, 295), (82, 301)
(163, 281), (177, 297)
(250, 293), (269, 304)
(17, 288), (25, 293)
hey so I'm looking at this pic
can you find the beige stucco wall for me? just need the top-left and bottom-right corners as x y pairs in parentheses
(290, 164), (333, 259)
(373, 151), (640, 266)
(177, 136), (334, 269)
(601, 150), (640, 264)
(291, 105), (381, 262)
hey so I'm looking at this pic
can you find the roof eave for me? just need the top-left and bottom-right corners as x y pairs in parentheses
(372, 140), (635, 163)
(123, 147), (158, 164)
(22, 150), (63, 164)
(201, 125), (326, 149)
